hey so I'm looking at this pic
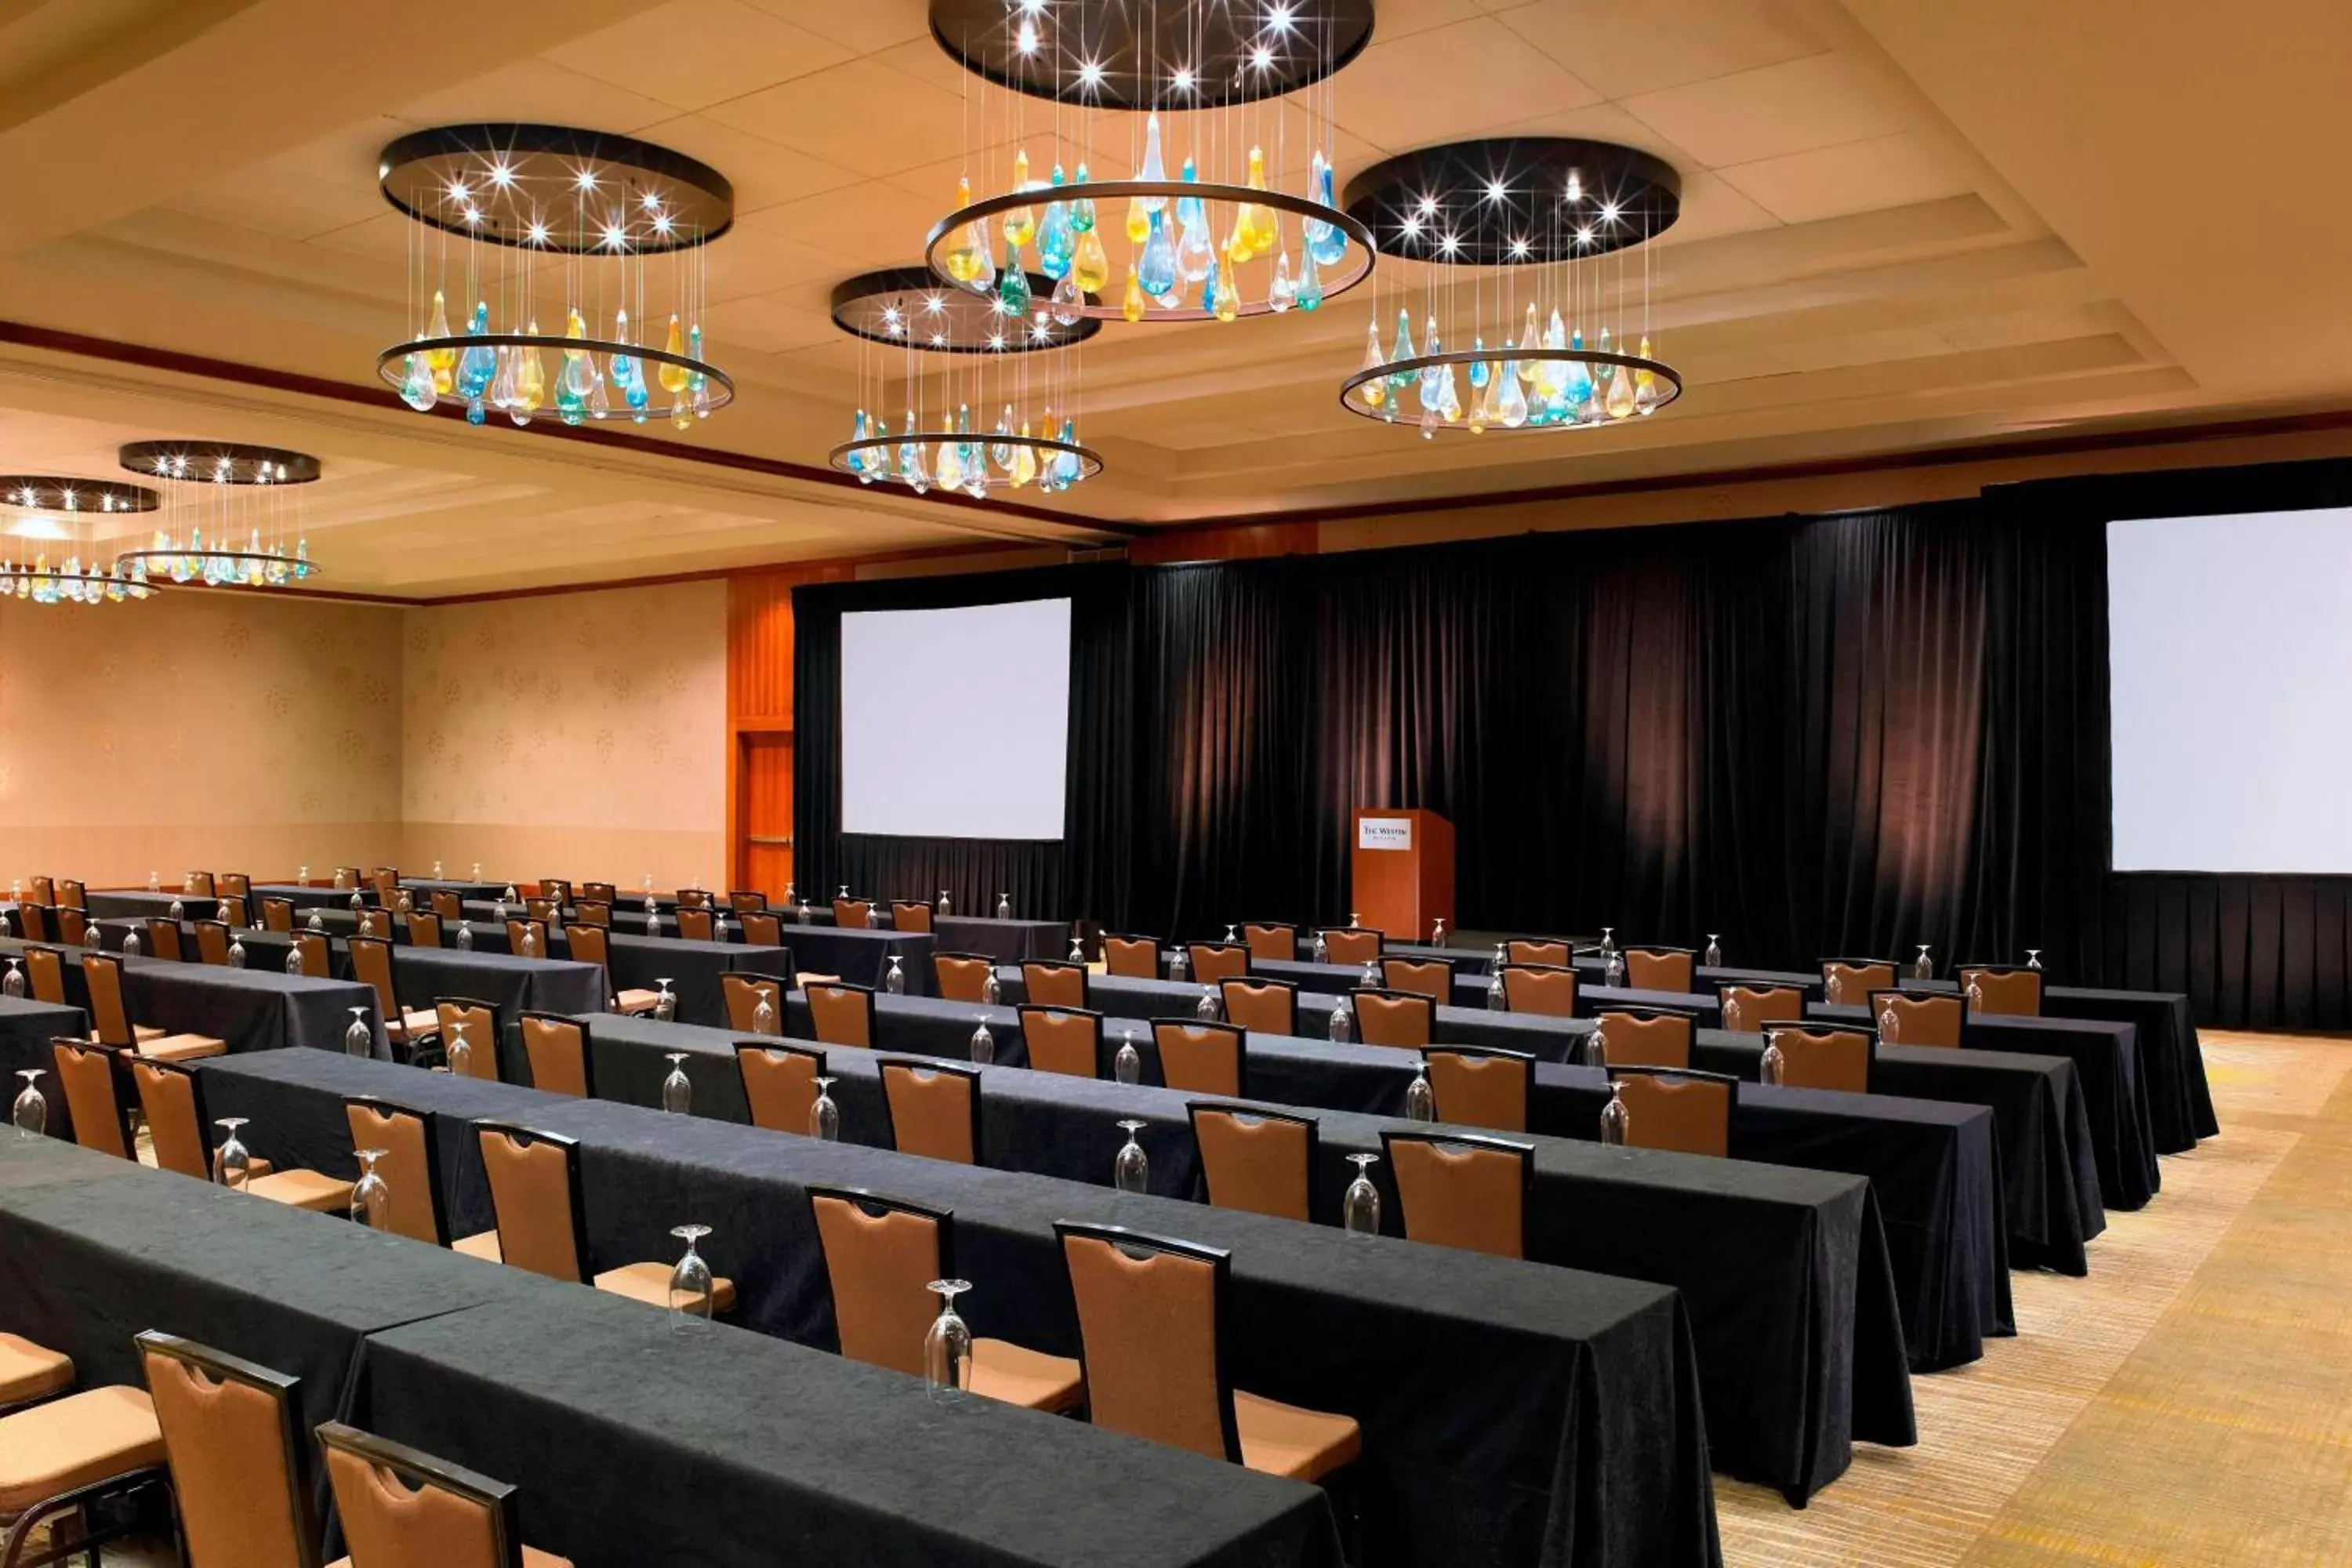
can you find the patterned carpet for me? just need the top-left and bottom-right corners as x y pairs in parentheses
(1718, 1030), (2352, 1566)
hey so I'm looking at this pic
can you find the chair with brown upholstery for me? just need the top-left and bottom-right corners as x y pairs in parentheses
(1102, 935), (1160, 978)
(405, 911), (444, 950)
(1767, 1026), (1875, 1094)
(576, 881), (615, 906)
(564, 924), (661, 1015)
(722, 973), (788, 1035)
(675, 887), (711, 911)
(504, 919), (550, 958)
(53, 879), (85, 914)
(518, 1013), (591, 1098)
(26, 877), (54, 909)
(537, 879), (572, 908)
(261, 898), (296, 933)
(676, 908), (716, 941)
(0, 1331), (73, 1414)
(1350, 989), (1434, 1048)
(833, 898), (874, 930)
(15, 905), (53, 943)
(1504, 938), (1572, 966)
(1959, 965), (2042, 1018)
(1187, 1104), (1315, 1221)
(1621, 946), (1697, 993)
(1718, 983), (1805, 1035)
(370, 869), (400, 904)
(736, 1042), (827, 1134)
(728, 890), (768, 915)
(435, 998), (502, 1082)
(889, 902), (935, 935)
(332, 867), (361, 891)
(1499, 964), (1578, 1018)
(356, 909), (394, 940)
(187, 872), (218, 898)
(82, 953), (224, 1060)
(471, 1120), (734, 1310)
(571, 900), (612, 931)
(132, 1059), (354, 1211)
(430, 889), (465, 922)
(1871, 989), (1963, 1047)
(1321, 927), (1382, 966)
(217, 873), (252, 900)
(740, 911), (783, 948)
(54, 909), (89, 947)
(523, 898), (561, 931)
(24, 947), (67, 1007)
(1019, 1006), (1101, 1078)
(877, 1058), (982, 1164)
(192, 920), (233, 966)
(143, 917), (184, 962)
(1021, 960), (1087, 1010)
(216, 895), (251, 931)
(288, 933), (331, 979)
(1381, 1131), (1534, 1258)
(0, 1357), (169, 1562)
(1185, 943), (1250, 984)
(317, 1421), (575, 1568)
(52, 1040), (131, 1158)
(344, 1097), (453, 1246)
(136, 1334), (317, 1567)
(1240, 923), (1295, 962)
(933, 953), (996, 1004)
(1379, 956), (1454, 1006)
(1218, 978), (1296, 1036)
(1606, 1067), (1737, 1156)
(1821, 959), (1899, 1007)
(1156, 1020), (1243, 1098)
(1424, 1046), (1535, 1132)
(805, 982), (877, 1047)
(350, 935), (441, 1056)
(1588, 1007), (1695, 1069)
(1054, 1223), (1359, 1481)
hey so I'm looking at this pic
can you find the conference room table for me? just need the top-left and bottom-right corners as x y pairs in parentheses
(198, 1050), (1722, 1563)
(0, 935), (390, 1058)
(769, 904), (1073, 964)
(579, 1011), (1914, 1497)
(84, 888), (222, 921)
(0, 993), (91, 1139)
(0, 1136), (1353, 1568)
(394, 876), (510, 902)
(466, 902), (938, 995)
(394, 919), (797, 1029)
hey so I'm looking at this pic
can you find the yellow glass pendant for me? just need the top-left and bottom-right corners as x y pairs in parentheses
(424, 290), (456, 391)
(1011, 422), (1038, 487)
(945, 177), (987, 284)
(658, 315), (690, 395)
(1121, 263), (1147, 322)
(1072, 228), (1110, 294)
(518, 322), (547, 412)
(1126, 197), (1150, 245)
(1003, 151), (1036, 249)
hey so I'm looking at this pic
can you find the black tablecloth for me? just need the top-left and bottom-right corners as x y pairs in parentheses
(85, 889), (221, 920)
(440, 921), (796, 1028)
(585, 1012), (1911, 1499)
(521, 903), (937, 995)
(779, 906), (1069, 963)
(252, 883), (380, 911)
(0, 994), (90, 1139)
(198, 1051), (1721, 1564)
(394, 878), (511, 902)
(0, 935), (389, 1058)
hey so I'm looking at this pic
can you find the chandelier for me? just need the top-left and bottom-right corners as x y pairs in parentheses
(826, 267), (1103, 499)
(373, 124), (735, 430)
(1337, 138), (1682, 436)
(0, 477), (162, 604)
(112, 441), (321, 588)
(922, 0), (1376, 324)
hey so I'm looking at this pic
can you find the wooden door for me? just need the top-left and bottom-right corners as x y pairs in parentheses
(739, 732), (794, 902)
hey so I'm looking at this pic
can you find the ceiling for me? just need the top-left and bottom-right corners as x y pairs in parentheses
(0, 0), (2339, 596)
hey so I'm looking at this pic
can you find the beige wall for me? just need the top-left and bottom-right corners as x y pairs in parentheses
(0, 588), (405, 888)
(398, 579), (727, 891)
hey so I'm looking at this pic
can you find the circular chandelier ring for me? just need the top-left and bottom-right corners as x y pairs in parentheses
(1338, 347), (1683, 426)
(111, 549), (321, 583)
(826, 431), (1105, 488)
(371, 334), (736, 413)
(925, 180), (1375, 323)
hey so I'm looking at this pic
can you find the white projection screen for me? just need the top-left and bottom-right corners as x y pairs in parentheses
(2108, 509), (2352, 872)
(840, 597), (1072, 839)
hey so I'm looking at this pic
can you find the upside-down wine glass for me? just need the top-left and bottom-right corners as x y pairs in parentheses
(432, 861), (445, 880)
(980, 967), (1000, 1005)
(81, 920), (103, 952)
(1603, 948), (1625, 988)
(752, 990), (778, 1037)
(1342, 1153), (1381, 1236)
(654, 979), (677, 1022)
(809, 1076), (840, 1141)
(1431, 916), (1447, 946)
(938, 888), (952, 916)
(307, 910), (325, 934)
(446, 1020), (473, 1079)
(1598, 927), (1617, 960)
(1403, 1061), (1436, 1121)
(1310, 928), (1328, 964)
(169, 895), (186, 922)
(123, 925), (143, 957)
(669, 1225), (717, 1334)
(1167, 946), (1189, 982)
(456, 920), (474, 951)
(1113, 1120), (1149, 1193)
(1225, 924), (1238, 944)
(472, 862), (483, 882)
(1760, 1029), (1787, 1087)
(284, 944), (304, 977)
(349, 891), (365, 913)
(1328, 999), (1352, 1042)
(1486, 967), (1508, 1010)
(1068, 934), (1085, 963)
(1114, 1028), (1142, 1086)
(797, 901), (811, 925)
(996, 892), (1011, 920)
(344, 1007), (373, 1058)
(1193, 986), (1220, 1022)
(227, 933), (246, 969)
(1359, 957), (1381, 989)
(145, 872), (158, 892)
(968, 1016), (995, 1065)
(2, 960), (24, 999)
(214, 1118), (252, 1189)
(350, 1149), (391, 1229)
(1704, 934), (1723, 969)
(884, 956), (905, 995)
(1599, 1083), (1631, 1146)
(923, 1279), (973, 1401)
(662, 1054), (692, 1115)
(1910, 944), (1934, 981)
(1589, 1020), (1610, 1068)
(13, 1069), (47, 1138)
(2026, 949), (2044, 973)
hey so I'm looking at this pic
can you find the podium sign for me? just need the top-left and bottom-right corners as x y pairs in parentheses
(1349, 808), (1454, 940)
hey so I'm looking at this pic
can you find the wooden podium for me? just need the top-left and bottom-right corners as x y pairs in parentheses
(1349, 808), (1454, 942)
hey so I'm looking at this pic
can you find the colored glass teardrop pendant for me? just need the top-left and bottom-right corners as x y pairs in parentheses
(1003, 150), (1036, 248)
(1072, 227), (1109, 294)
(997, 245), (1032, 317)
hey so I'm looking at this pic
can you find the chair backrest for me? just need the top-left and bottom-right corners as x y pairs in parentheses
(518, 1012), (590, 1098)
(1718, 984), (1805, 1034)
(473, 1121), (591, 1282)
(1382, 1131), (1532, 1258)
(503, 919), (549, 956)
(218, 895), (251, 931)
(57, 878), (86, 911)
(79, 951), (135, 1043)
(740, 912), (782, 948)
(194, 920), (233, 966)
(1622, 947), (1696, 993)
(317, 1422), (529, 1568)
(1021, 960), (1087, 1010)
(1821, 960), (1898, 1007)
(1155, 1020), (1243, 1098)
(565, 881), (608, 906)
(1322, 927), (1382, 965)
(145, 916), (184, 962)
(1500, 963), (1578, 1018)
(572, 901), (612, 931)
(346, 1097), (449, 1245)
(1608, 1068), (1737, 1156)
(1102, 935), (1160, 978)
(1351, 988), (1434, 1047)
(1019, 1006), (1101, 1078)
(537, 879), (572, 907)
(1240, 923), (1294, 962)
(1187, 1104), (1313, 1221)
(136, 1332), (318, 1568)
(808, 1186), (953, 1375)
(676, 908), (716, 941)
(805, 982), (876, 1047)
(1769, 1027), (1875, 1094)
(430, 890), (464, 922)
(24, 945), (66, 1005)
(1590, 1007), (1694, 1069)
(889, 902), (934, 935)
(407, 912), (445, 949)
(371, 868), (399, 902)
(1185, 943), (1250, 983)
(333, 867), (361, 891)
(56, 907), (89, 946)
(1959, 966), (2042, 1018)
(290, 933), (331, 978)
(53, 1039), (129, 1158)
(435, 998), (501, 1080)
(1505, 938), (1571, 966)
(218, 874), (252, 899)
(18, 903), (53, 943)
(1380, 956), (1454, 1005)
(188, 871), (219, 897)
(878, 1058), (982, 1164)
(564, 924), (617, 1003)
(728, 890), (768, 914)
(736, 1043), (826, 1134)
(357, 909), (394, 940)
(131, 1059), (212, 1180)
(1055, 1224), (1238, 1463)
(833, 898), (873, 929)
(262, 898), (296, 932)
(933, 953), (993, 1004)
(1871, 989), (1963, 1047)
(1425, 1047), (1535, 1132)
(1218, 978), (1295, 1036)
(28, 876), (55, 906)
(523, 898), (561, 929)
(349, 935), (401, 1021)
(721, 973), (786, 1034)
(676, 887), (711, 910)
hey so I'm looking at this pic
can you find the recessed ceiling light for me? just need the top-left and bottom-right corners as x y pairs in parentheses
(1266, 2), (1294, 29)
(1508, 237), (1530, 259)
(1078, 60), (1105, 86)
(447, 179), (468, 201)
(1172, 65), (1195, 90)
(1599, 200), (1619, 223)
(1575, 225), (1593, 245)
(1417, 194), (1439, 217)
(575, 169), (598, 191)
(1485, 180), (1508, 202)
(488, 163), (514, 187)
(1250, 45), (1273, 68)
(602, 223), (627, 249)
(526, 220), (550, 245)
